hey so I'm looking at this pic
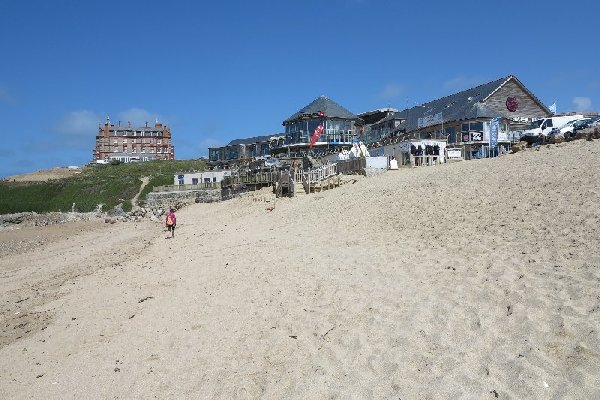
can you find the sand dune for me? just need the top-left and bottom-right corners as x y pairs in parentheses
(1, 140), (599, 399)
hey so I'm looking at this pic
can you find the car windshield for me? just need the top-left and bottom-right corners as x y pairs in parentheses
(528, 120), (544, 129)
(575, 119), (591, 127)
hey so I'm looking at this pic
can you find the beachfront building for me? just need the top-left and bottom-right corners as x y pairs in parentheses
(375, 75), (552, 159)
(359, 108), (404, 144)
(275, 95), (363, 157)
(208, 135), (274, 166)
(93, 117), (175, 163)
(174, 170), (232, 185)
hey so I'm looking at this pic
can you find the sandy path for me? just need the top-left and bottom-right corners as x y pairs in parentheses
(131, 176), (150, 208)
(0, 140), (599, 399)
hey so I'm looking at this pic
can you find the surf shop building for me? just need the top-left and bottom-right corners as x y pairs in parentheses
(273, 95), (363, 157)
(386, 75), (552, 159)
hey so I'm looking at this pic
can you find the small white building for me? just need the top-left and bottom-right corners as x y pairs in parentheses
(174, 170), (232, 185)
(369, 139), (447, 165)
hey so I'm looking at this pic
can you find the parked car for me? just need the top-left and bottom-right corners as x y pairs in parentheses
(572, 118), (594, 135)
(522, 115), (583, 138)
(583, 115), (600, 129)
(558, 118), (591, 138)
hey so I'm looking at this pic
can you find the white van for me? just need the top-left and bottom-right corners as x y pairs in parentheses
(523, 115), (583, 137)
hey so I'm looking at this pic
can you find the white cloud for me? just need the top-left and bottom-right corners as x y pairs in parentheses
(379, 83), (404, 100)
(117, 108), (158, 127)
(572, 96), (592, 111)
(52, 110), (102, 150)
(57, 110), (101, 137)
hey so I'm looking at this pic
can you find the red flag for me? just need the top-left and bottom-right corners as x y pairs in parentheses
(309, 124), (324, 149)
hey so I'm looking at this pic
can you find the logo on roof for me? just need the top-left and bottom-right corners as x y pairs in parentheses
(506, 96), (519, 112)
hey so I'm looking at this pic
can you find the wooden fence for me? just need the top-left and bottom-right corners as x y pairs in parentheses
(154, 183), (221, 192)
(154, 161), (363, 194)
(335, 158), (366, 174)
(221, 173), (276, 187)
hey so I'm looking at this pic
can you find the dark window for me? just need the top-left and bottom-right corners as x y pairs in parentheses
(470, 122), (483, 132)
(192, 178), (198, 185)
(446, 127), (457, 143)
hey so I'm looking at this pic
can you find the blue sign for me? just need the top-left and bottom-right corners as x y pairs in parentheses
(490, 117), (500, 148)
(417, 112), (443, 128)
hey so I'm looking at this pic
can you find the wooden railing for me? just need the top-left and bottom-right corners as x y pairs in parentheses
(301, 164), (337, 183)
(335, 158), (366, 174)
(155, 164), (348, 194)
(221, 173), (276, 187)
(153, 182), (221, 192)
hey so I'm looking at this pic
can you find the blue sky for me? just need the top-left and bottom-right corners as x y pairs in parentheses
(1, 0), (598, 178)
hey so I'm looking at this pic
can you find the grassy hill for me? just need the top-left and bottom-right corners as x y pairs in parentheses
(0, 160), (207, 214)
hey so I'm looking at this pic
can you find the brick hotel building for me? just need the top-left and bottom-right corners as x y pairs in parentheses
(93, 117), (175, 163)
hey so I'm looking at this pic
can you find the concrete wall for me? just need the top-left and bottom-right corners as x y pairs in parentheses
(145, 188), (222, 210)
(365, 156), (389, 169)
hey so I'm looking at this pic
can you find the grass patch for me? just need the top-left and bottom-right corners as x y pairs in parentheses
(0, 159), (207, 214)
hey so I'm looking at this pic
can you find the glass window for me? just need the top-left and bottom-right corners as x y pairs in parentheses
(446, 127), (456, 143)
(461, 123), (469, 132)
(470, 122), (483, 132)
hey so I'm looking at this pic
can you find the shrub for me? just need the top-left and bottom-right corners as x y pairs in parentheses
(0, 159), (207, 214)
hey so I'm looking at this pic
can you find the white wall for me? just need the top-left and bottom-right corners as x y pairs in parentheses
(174, 170), (232, 185)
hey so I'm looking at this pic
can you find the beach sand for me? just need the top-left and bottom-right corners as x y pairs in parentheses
(1, 140), (599, 399)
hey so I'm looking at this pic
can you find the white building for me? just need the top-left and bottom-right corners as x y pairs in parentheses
(174, 170), (232, 185)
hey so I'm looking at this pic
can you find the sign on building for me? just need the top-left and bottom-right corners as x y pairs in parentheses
(417, 112), (443, 128)
(490, 117), (500, 148)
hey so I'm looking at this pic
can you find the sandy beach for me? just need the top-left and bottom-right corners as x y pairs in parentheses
(1, 140), (599, 399)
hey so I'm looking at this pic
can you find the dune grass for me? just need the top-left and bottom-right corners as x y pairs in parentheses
(0, 159), (207, 214)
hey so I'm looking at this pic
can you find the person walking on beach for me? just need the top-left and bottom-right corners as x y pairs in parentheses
(165, 208), (176, 238)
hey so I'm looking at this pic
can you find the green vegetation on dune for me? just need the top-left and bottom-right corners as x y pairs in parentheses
(0, 159), (207, 214)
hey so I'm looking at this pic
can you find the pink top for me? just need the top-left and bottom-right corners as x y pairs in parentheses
(165, 212), (176, 226)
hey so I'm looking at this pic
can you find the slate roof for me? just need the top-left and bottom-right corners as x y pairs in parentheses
(283, 95), (359, 124)
(226, 135), (277, 146)
(393, 75), (550, 132)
